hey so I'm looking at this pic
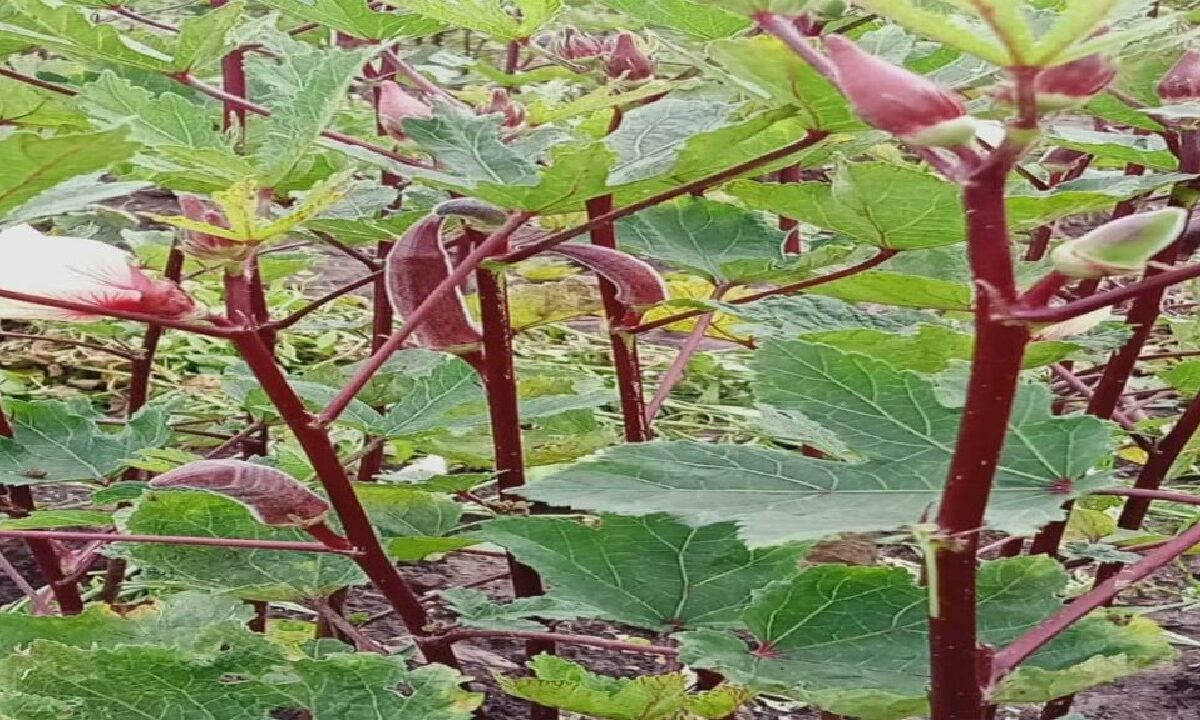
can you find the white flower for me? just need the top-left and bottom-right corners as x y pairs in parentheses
(0, 224), (196, 321)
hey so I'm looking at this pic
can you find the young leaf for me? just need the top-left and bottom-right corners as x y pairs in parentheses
(499, 655), (752, 720)
(149, 459), (331, 528)
(851, 0), (1012, 66)
(677, 557), (1173, 719)
(521, 341), (1114, 545)
(0, 0), (174, 72)
(123, 490), (364, 601)
(481, 514), (803, 631)
(403, 102), (540, 187)
(172, 0), (245, 73)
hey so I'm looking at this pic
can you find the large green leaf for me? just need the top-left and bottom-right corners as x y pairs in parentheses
(0, 594), (479, 720)
(499, 656), (751, 720)
(0, 130), (142, 219)
(0, 0), (174, 71)
(595, 0), (749, 38)
(728, 162), (964, 250)
(710, 35), (860, 132)
(523, 341), (1114, 545)
(0, 76), (86, 129)
(260, 0), (443, 40)
(617, 196), (786, 283)
(606, 97), (737, 186)
(123, 490), (364, 600)
(1045, 127), (1177, 171)
(0, 401), (169, 486)
(677, 557), (1174, 720)
(808, 270), (973, 311)
(481, 514), (802, 631)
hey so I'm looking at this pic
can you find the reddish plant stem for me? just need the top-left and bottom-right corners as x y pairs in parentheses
(317, 232), (382, 270)
(0, 287), (235, 337)
(587, 194), (652, 442)
(504, 40), (522, 75)
(468, 229), (554, 674)
(204, 422), (268, 459)
(436, 627), (677, 657)
(270, 272), (380, 331)
(109, 5), (178, 33)
(1007, 259), (1200, 325)
(992, 490), (1200, 681)
(211, 0), (247, 134)
(630, 248), (897, 334)
(0, 529), (358, 554)
(930, 154), (1029, 720)
(0, 548), (48, 613)
(129, 247), (186, 414)
(778, 164), (804, 254)
(224, 284), (457, 667)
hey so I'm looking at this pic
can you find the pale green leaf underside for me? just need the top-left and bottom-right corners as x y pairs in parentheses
(0, 129), (141, 220)
(523, 341), (1114, 545)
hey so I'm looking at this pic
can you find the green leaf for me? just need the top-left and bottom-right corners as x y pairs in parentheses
(4, 173), (150, 226)
(1030, 0), (1119, 65)
(851, 0), (1012, 66)
(808, 270), (973, 311)
(480, 514), (803, 631)
(0, 130), (141, 219)
(595, 0), (749, 38)
(0, 76), (86, 129)
(725, 294), (941, 338)
(308, 212), (425, 246)
(383, 0), (558, 40)
(260, 0), (443, 40)
(403, 101), (540, 188)
(0, 0), (173, 71)
(172, 0), (244, 72)
(0, 510), (110, 530)
(386, 536), (479, 561)
(677, 556), (1172, 719)
(499, 655), (751, 720)
(728, 162), (964, 250)
(617, 197), (786, 284)
(1084, 93), (1165, 132)
(605, 97), (737, 186)
(0, 401), (169, 486)
(523, 341), (1114, 545)
(1162, 359), (1200, 395)
(1007, 173), (1198, 230)
(355, 484), (463, 537)
(250, 45), (370, 185)
(1045, 127), (1178, 171)
(123, 490), (364, 601)
(709, 35), (860, 132)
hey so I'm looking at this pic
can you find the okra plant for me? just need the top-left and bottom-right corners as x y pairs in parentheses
(0, 1), (1199, 719)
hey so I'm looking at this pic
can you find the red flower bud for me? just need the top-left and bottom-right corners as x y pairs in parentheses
(604, 32), (656, 82)
(385, 215), (482, 354)
(824, 35), (975, 148)
(178, 195), (250, 262)
(1159, 50), (1200, 103)
(377, 82), (433, 140)
(549, 27), (604, 62)
(479, 88), (526, 128)
(1035, 54), (1117, 110)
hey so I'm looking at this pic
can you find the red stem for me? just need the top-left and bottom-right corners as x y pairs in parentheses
(930, 154), (1029, 720)
(778, 164), (804, 254)
(224, 279), (458, 667)
(211, 0), (247, 134)
(270, 272), (381, 331)
(644, 287), (728, 424)
(0, 287), (236, 337)
(587, 194), (652, 442)
(109, 5), (179, 33)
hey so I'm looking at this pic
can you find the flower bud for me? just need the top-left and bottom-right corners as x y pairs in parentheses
(1034, 54), (1117, 110)
(178, 195), (250, 262)
(479, 88), (526, 128)
(377, 82), (433, 140)
(549, 27), (604, 62)
(1051, 208), (1187, 278)
(1158, 50), (1200, 103)
(604, 32), (656, 82)
(824, 35), (975, 148)
(385, 215), (482, 353)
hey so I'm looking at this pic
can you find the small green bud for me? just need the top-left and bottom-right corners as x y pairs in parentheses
(1051, 208), (1188, 278)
